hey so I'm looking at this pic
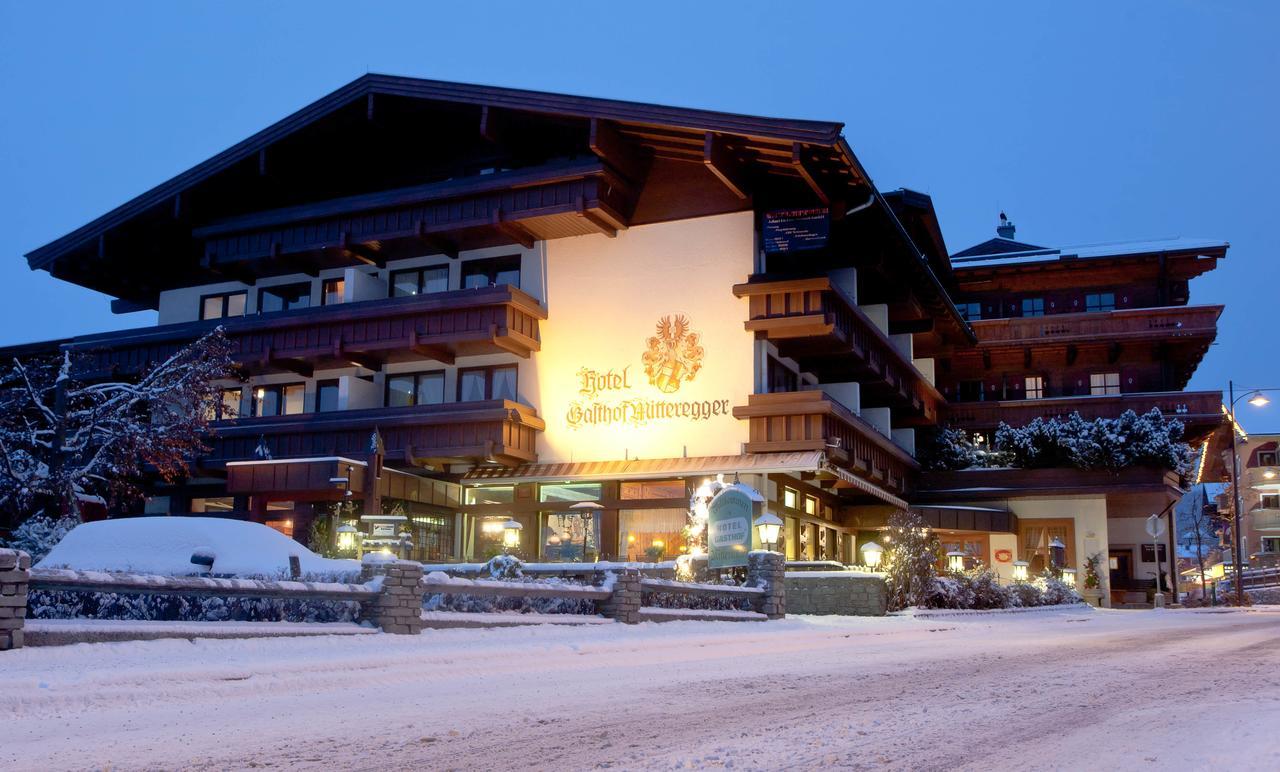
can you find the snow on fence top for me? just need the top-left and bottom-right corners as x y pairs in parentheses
(38, 517), (359, 577)
(29, 567), (378, 601)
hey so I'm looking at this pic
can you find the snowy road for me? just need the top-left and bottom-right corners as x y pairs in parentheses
(3, 608), (1279, 771)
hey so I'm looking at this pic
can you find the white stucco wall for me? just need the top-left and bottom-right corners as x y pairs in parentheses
(1008, 495), (1110, 597)
(530, 212), (755, 463)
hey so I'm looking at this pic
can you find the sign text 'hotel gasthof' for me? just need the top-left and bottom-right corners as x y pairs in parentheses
(565, 314), (732, 429)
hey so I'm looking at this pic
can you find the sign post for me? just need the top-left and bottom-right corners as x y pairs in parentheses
(1145, 514), (1168, 609)
(707, 486), (756, 570)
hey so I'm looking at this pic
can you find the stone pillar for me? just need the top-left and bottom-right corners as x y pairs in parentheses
(747, 551), (786, 619)
(360, 556), (424, 635)
(0, 548), (30, 651)
(598, 569), (641, 624)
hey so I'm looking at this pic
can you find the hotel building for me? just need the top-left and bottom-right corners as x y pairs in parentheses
(13, 76), (1226, 596)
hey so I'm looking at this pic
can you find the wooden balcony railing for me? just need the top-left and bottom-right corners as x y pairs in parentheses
(67, 285), (546, 377)
(206, 400), (545, 468)
(732, 276), (942, 425)
(970, 305), (1222, 348)
(732, 391), (918, 496)
(943, 390), (1223, 438)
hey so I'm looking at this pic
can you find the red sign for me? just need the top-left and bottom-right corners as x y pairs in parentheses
(994, 549), (1013, 563)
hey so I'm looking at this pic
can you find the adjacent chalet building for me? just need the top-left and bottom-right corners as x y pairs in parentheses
(13, 76), (1227, 602)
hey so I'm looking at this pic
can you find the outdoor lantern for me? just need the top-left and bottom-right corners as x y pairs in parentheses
(1048, 537), (1067, 569)
(1249, 393), (1271, 408)
(336, 523), (359, 552)
(502, 518), (523, 550)
(754, 512), (783, 551)
(1061, 568), (1077, 588)
(947, 550), (967, 572)
(1012, 560), (1030, 582)
(861, 541), (884, 569)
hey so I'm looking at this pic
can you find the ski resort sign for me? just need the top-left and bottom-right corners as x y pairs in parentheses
(707, 486), (755, 569)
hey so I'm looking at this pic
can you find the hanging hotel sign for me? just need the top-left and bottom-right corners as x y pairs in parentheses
(565, 315), (732, 429)
(762, 208), (829, 253)
(707, 486), (755, 569)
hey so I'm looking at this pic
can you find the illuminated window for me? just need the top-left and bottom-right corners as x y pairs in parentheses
(321, 277), (345, 306)
(783, 488), (798, 509)
(804, 496), (818, 516)
(390, 266), (450, 297)
(464, 486), (514, 505)
(1024, 376), (1045, 400)
(387, 372), (445, 408)
(1090, 372), (1121, 396)
(539, 483), (603, 503)
(252, 383), (305, 417)
(621, 479), (685, 499)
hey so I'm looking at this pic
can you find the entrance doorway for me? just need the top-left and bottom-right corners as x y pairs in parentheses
(1109, 550), (1133, 589)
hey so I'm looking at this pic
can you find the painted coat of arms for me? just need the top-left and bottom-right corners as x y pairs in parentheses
(642, 314), (705, 393)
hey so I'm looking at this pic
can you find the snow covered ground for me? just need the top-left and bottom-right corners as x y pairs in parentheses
(3, 607), (1280, 770)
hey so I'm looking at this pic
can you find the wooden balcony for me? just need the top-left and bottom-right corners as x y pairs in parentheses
(732, 276), (942, 425)
(732, 391), (919, 498)
(68, 285), (546, 377)
(916, 466), (1185, 503)
(944, 389), (1223, 439)
(971, 305), (1222, 348)
(206, 400), (545, 468)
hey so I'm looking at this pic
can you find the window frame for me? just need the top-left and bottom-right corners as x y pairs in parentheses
(385, 370), (447, 408)
(1020, 297), (1045, 318)
(1024, 375), (1046, 400)
(957, 302), (982, 321)
(315, 379), (340, 413)
(200, 290), (247, 321)
(1258, 450), (1278, 467)
(257, 282), (312, 314)
(1089, 372), (1122, 396)
(457, 364), (518, 402)
(1085, 292), (1116, 313)
(1259, 492), (1280, 510)
(252, 382), (307, 417)
(389, 266), (451, 298)
(461, 255), (521, 290)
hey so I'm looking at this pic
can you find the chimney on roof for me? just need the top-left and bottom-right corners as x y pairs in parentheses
(997, 212), (1016, 239)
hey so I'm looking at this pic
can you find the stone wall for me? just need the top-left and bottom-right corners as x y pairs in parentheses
(747, 551), (786, 619)
(784, 572), (887, 616)
(0, 548), (30, 650)
(359, 556), (425, 634)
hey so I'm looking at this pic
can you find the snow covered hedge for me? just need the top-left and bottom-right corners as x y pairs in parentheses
(925, 568), (1082, 610)
(421, 555), (599, 615)
(921, 409), (1194, 475)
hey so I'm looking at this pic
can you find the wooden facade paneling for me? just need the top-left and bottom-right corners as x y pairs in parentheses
(732, 391), (918, 497)
(969, 305), (1221, 348)
(732, 276), (942, 425)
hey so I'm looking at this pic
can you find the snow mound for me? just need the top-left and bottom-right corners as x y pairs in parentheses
(37, 517), (359, 577)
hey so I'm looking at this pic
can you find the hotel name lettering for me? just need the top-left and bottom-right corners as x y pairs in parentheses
(566, 365), (731, 429)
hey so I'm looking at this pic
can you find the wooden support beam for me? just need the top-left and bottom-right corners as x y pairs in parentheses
(333, 339), (382, 372)
(415, 221), (459, 259)
(703, 132), (750, 200)
(575, 195), (616, 238)
(489, 326), (531, 358)
(274, 247), (320, 278)
(408, 329), (456, 365)
(589, 118), (649, 187)
(200, 254), (257, 286)
(792, 143), (830, 205)
(490, 209), (536, 249)
(339, 232), (386, 268)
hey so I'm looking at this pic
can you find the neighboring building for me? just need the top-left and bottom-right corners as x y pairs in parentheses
(1216, 432), (1280, 560)
(10, 76), (1228, 592)
(912, 217), (1227, 598)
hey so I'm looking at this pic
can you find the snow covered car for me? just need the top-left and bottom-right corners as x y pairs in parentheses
(37, 516), (359, 578)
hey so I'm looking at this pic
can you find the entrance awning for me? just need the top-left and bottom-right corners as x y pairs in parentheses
(821, 464), (910, 510)
(461, 452), (827, 486)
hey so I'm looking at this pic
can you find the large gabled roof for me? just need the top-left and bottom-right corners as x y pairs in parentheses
(25, 73), (858, 271)
(950, 236), (1229, 269)
(950, 236), (1054, 260)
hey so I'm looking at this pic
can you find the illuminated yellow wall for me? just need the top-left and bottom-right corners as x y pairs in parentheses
(526, 212), (755, 463)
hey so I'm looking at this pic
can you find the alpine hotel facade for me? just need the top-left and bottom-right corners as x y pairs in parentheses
(16, 76), (1227, 602)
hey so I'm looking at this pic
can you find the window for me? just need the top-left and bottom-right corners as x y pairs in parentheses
(461, 255), (520, 289)
(1140, 544), (1169, 563)
(465, 486), (515, 505)
(458, 365), (518, 402)
(1090, 372), (1121, 396)
(252, 383), (306, 417)
(1263, 537), (1280, 554)
(321, 277), (345, 306)
(211, 387), (241, 420)
(390, 266), (450, 297)
(783, 488), (798, 510)
(1258, 450), (1278, 467)
(958, 380), (984, 402)
(258, 283), (311, 313)
(767, 356), (798, 393)
(804, 496), (818, 516)
(315, 380), (340, 413)
(201, 291), (246, 320)
(957, 302), (982, 321)
(1260, 493), (1280, 510)
(190, 497), (235, 514)
(620, 509), (688, 562)
(539, 483), (603, 503)
(1024, 375), (1045, 400)
(620, 479), (685, 499)
(1085, 292), (1116, 313)
(1020, 297), (1045, 317)
(387, 371), (445, 408)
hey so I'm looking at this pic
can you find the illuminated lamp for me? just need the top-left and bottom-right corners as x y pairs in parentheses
(753, 512), (783, 552)
(861, 541), (884, 569)
(1061, 568), (1077, 588)
(947, 550), (966, 573)
(336, 524), (359, 552)
(1012, 560), (1030, 582)
(502, 519), (522, 551)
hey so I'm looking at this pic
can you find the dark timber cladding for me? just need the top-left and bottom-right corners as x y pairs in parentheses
(24, 74), (874, 310)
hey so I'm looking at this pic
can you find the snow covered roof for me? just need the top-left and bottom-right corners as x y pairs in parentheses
(950, 236), (1229, 269)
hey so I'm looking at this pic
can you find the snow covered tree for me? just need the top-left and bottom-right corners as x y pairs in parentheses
(0, 329), (235, 529)
(918, 426), (981, 471)
(3, 513), (78, 563)
(882, 510), (939, 611)
(994, 409), (1194, 475)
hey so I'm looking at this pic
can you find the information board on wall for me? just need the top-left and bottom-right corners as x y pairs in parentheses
(762, 208), (830, 253)
(707, 487), (755, 569)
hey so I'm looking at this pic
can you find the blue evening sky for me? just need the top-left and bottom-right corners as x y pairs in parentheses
(2, 2), (1276, 426)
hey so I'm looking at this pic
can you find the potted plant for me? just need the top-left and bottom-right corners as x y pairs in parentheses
(1082, 552), (1105, 607)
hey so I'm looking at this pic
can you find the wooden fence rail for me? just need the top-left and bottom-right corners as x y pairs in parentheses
(29, 568), (378, 603)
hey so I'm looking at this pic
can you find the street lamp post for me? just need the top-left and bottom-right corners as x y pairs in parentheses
(1226, 381), (1280, 606)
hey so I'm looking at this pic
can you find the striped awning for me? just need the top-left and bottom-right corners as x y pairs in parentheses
(461, 451), (827, 485)
(821, 463), (910, 510)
